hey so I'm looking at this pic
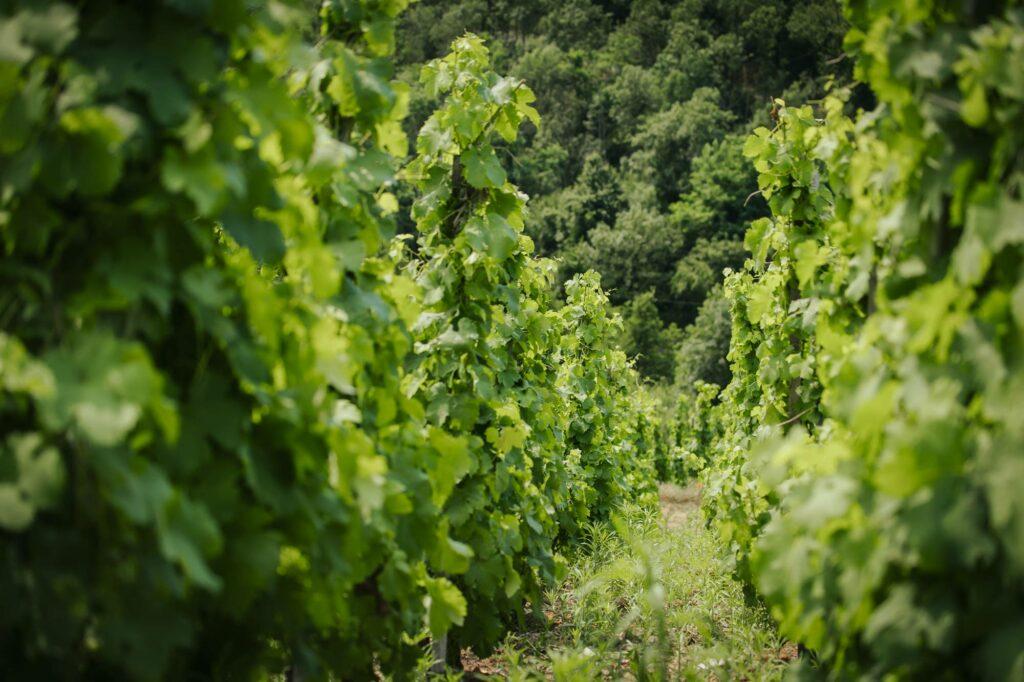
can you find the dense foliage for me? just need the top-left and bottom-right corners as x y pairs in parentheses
(693, 0), (1024, 677)
(673, 286), (732, 389)
(0, 2), (659, 679)
(5, 0), (1021, 678)
(396, 0), (849, 381)
(403, 35), (658, 655)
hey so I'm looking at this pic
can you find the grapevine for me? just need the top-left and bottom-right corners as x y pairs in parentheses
(698, 2), (1024, 677)
(0, 4), (664, 678)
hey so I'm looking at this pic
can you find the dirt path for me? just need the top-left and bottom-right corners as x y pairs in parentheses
(658, 481), (702, 529)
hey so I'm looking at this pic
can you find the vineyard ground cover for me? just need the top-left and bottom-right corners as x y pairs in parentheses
(434, 484), (797, 681)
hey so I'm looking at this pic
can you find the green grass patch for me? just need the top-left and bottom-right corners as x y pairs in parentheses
(450, 488), (796, 680)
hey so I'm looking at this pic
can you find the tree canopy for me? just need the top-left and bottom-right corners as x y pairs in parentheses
(398, 0), (849, 382)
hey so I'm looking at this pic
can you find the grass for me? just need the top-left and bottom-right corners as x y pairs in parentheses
(451, 484), (797, 681)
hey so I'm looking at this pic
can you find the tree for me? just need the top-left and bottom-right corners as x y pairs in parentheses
(528, 152), (624, 252)
(675, 286), (732, 390)
(671, 133), (763, 243)
(565, 206), (688, 322)
(624, 88), (736, 208)
(619, 291), (683, 381)
(672, 237), (747, 311)
(396, 0), (849, 381)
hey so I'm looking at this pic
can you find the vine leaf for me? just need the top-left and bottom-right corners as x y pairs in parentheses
(461, 146), (506, 188)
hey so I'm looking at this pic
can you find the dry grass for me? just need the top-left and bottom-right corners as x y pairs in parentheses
(658, 482), (702, 529)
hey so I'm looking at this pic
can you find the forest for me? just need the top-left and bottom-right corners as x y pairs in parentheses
(0, 0), (1021, 680)
(395, 0), (851, 384)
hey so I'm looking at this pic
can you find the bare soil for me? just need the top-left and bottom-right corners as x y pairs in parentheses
(658, 481), (702, 529)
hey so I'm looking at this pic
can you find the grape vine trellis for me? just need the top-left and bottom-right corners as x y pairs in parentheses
(404, 35), (659, 656)
(0, 2), (661, 679)
(683, 1), (1024, 678)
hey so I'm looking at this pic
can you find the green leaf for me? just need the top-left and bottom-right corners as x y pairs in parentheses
(745, 282), (773, 325)
(744, 218), (773, 267)
(0, 3), (78, 63)
(0, 433), (64, 532)
(503, 566), (522, 598)
(514, 86), (540, 127)
(0, 334), (55, 397)
(461, 147), (506, 189)
(54, 106), (134, 196)
(431, 530), (474, 574)
(220, 210), (285, 264)
(486, 423), (529, 456)
(74, 401), (141, 446)
(39, 334), (175, 447)
(743, 128), (771, 158)
(428, 427), (473, 506)
(92, 450), (172, 524)
(363, 18), (394, 56)
(793, 240), (824, 289)
(161, 146), (226, 215)
(423, 576), (466, 636)
(961, 83), (989, 127)
(157, 493), (223, 592)
(464, 213), (518, 261)
(11, 434), (64, 510)
(1012, 280), (1024, 329)
(0, 484), (33, 530)
(417, 116), (453, 158)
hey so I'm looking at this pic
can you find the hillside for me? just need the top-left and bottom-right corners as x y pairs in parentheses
(396, 0), (850, 382)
